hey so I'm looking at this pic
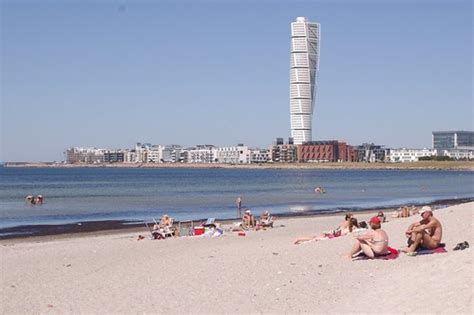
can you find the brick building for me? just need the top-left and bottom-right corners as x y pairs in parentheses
(297, 141), (356, 162)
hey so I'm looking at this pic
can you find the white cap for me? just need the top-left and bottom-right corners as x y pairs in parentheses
(419, 206), (432, 215)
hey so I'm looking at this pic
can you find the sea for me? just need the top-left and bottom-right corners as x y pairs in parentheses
(0, 167), (473, 230)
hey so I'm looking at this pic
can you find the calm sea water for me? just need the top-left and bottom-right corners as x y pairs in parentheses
(0, 167), (473, 229)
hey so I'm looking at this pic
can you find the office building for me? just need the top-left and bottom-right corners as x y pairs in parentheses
(432, 131), (474, 150)
(289, 17), (320, 144)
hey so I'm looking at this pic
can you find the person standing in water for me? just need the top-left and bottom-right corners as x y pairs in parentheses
(236, 196), (242, 217)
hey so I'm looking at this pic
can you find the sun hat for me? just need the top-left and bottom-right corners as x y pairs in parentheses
(419, 206), (432, 216)
(369, 216), (381, 225)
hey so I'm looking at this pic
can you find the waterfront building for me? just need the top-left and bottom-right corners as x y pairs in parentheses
(269, 138), (297, 162)
(289, 17), (320, 145)
(134, 143), (151, 163)
(297, 141), (356, 162)
(104, 151), (125, 163)
(187, 145), (216, 163)
(353, 143), (386, 162)
(145, 145), (164, 163)
(215, 144), (250, 164)
(161, 145), (182, 163)
(438, 149), (474, 160)
(65, 147), (105, 164)
(250, 149), (269, 163)
(432, 131), (474, 150)
(123, 150), (136, 163)
(388, 148), (435, 163)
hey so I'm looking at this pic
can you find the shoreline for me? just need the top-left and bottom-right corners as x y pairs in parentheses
(2, 197), (472, 241)
(3, 160), (474, 170)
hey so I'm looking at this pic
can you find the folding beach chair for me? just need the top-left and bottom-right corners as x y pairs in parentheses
(144, 221), (165, 240)
(178, 220), (194, 237)
(153, 217), (176, 238)
(203, 217), (216, 227)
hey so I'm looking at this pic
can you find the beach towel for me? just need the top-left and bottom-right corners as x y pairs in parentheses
(414, 245), (447, 256)
(353, 247), (399, 261)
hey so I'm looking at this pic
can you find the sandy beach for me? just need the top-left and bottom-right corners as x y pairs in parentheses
(1, 202), (473, 314)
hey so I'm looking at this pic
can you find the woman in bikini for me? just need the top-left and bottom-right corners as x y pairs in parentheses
(294, 217), (360, 245)
(346, 216), (389, 258)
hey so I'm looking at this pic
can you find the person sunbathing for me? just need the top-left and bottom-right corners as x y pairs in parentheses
(151, 214), (175, 238)
(377, 211), (386, 223)
(258, 210), (273, 228)
(391, 206), (411, 218)
(294, 217), (360, 245)
(242, 209), (255, 230)
(400, 206), (442, 254)
(346, 216), (389, 259)
(158, 214), (172, 228)
(334, 213), (353, 232)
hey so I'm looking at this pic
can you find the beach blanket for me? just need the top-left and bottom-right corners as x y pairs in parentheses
(353, 247), (399, 261)
(414, 246), (447, 255)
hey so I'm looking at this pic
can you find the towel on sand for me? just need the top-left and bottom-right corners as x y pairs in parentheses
(414, 245), (447, 255)
(353, 247), (399, 261)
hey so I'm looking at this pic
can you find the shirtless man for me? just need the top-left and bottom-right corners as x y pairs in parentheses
(401, 206), (442, 253)
(346, 216), (389, 259)
(242, 209), (255, 230)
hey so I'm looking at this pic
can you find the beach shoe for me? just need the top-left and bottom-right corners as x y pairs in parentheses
(453, 242), (465, 251)
(463, 241), (469, 249)
(406, 252), (417, 257)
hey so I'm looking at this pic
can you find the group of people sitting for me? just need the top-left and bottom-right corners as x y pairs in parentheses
(349, 206), (442, 258)
(391, 205), (419, 218)
(241, 209), (274, 230)
(25, 195), (44, 205)
(294, 205), (443, 259)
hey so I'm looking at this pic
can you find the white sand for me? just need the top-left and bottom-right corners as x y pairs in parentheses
(1, 202), (473, 314)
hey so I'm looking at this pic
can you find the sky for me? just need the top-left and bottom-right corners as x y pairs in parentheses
(1, 0), (472, 162)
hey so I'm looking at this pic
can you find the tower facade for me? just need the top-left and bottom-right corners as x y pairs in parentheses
(289, 17), (320, 145)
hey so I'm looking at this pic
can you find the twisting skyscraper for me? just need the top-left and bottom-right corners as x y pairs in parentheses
(289, 17), (320, 145)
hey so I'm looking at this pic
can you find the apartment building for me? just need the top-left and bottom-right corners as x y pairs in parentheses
(388, 148), (435, 162)
(297, 141), (356, 162)
(215, 144), (250, 164)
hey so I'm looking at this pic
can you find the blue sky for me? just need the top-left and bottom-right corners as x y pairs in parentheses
(1, 0), (472, 162)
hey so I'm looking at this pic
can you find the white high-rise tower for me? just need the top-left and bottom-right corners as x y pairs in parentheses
(289, 17), (320, 145)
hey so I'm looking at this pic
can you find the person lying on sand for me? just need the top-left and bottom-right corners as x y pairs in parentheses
(346, 216), (389, 259)
(335, 213), (353, 232)
(400, 206), (442, 254)
(294, 217), (361, 245)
